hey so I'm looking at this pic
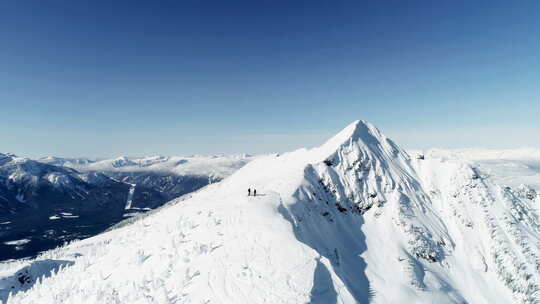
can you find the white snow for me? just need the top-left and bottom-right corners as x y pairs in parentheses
(1, 121), (539, 303)
(41, 155), (255, 179)
(125, 183), (136, 210)
(413, 148), (540, 191)
(48, 213), (79, 220)
(45, 172), (74, 188)
(3, 239), (31, 246)
(129, 207), (151, 211)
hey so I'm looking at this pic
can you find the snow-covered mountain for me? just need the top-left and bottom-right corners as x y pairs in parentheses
(414, 148), (540, 200)
(39, 155), (253, 200)
(39, 154), (252, 179)
(0, 153), (137, 218)
(0, 154), (252, 261)
(2, 121), (539, 303)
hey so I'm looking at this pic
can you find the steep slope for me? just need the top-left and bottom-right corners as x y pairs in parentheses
(1, 121), (539, 303)
(413, 157), (540, 304)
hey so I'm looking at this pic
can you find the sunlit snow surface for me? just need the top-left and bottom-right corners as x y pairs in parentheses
(1, 122), (539, 303)
(415, 148), (540, 191)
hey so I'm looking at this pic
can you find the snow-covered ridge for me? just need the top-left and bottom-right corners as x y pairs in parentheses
(418, 148), (540, 161)
(39, 154), (254, 179)
(1, 121), (539, 303)
(0, 153), (16, 166)
(0, 156), (79, 190)
(412, 148), (540, 198)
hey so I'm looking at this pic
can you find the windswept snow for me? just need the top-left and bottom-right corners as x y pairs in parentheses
(1, 121), (539, 303)
(0, 259), (74, 302)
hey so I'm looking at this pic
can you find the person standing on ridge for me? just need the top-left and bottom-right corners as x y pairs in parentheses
(248, 188), (251, 196)
(253, 189), (257, 197)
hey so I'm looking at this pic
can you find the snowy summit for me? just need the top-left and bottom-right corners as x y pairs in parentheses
(1, 120), (539, 303)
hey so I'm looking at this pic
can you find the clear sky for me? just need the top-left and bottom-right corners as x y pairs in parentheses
(1, 1), (539, 158)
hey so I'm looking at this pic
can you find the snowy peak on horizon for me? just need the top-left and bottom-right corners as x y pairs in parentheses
(317, 120), (402, 158)
(0, 153), (15, 165)
(38, 154), (255, 179)
(322, 120), (386, 148)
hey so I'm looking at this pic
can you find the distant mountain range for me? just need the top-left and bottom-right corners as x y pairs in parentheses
(0, 153), (253, 260)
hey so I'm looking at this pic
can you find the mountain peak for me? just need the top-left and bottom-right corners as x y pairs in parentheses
(0, 152), (17, 158)
(315, 120), (392, 160)
(0, 153), (19, 165)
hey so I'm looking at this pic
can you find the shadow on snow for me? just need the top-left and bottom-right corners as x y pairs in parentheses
(279, 189), (374, 304)
(0, 259), (74, 302)
(309, 258), (338, 304)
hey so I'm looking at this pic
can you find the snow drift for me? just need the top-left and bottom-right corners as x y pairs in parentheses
(1, 121), (539, 303)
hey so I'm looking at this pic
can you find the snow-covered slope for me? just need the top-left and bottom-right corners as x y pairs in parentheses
(415, 148), (540, 191)
(2, 121), (539, 303)
(413, 148), (540, 204)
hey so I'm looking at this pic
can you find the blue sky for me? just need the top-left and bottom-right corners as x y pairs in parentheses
(1, 1), (539, 157)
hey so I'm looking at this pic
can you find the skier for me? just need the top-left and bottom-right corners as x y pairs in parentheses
(253, 189), (257, 197)
(248, 188), (251, 196)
